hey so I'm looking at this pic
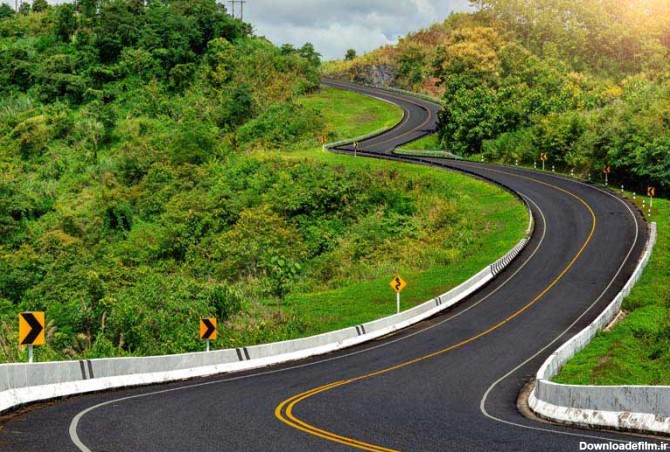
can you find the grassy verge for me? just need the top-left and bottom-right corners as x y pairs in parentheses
(265, 88), (529, 336)
(554, 196), (670, 385)
(394, 149), (461, 159)
(397, 134), (442, 151)
(298, 86), (403, 142)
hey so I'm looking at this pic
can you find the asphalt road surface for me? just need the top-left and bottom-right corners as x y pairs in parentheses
(1, 80), (664, 452)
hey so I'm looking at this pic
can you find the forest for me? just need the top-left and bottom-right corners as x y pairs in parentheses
(327, 0), (670, 191)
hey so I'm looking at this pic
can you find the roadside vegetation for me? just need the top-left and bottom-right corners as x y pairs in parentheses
(0, 1), (527, 362)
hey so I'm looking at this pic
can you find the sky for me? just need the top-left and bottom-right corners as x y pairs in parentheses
(229, 0), (473, 60)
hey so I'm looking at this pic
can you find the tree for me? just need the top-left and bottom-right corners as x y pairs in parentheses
(345, 49), (357, 61)
(299, 42), (321, 67)
(263, 256), (301, 315)
(79, 0), (98, 21)
(76, 118), (104, 162)
(280, 43), (296, 55)
(32, 0), (49, 13)
(0, 3), (14, 20)
(55, 4), (77, 42)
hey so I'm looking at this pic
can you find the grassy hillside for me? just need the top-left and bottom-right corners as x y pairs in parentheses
(276, 146), (527, 336)
(297, 87), (403, 141)
(0, 1), (528, 362)
(324, 1), (670, 193)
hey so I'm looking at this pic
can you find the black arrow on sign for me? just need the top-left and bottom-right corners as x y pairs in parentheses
(201, 319), (216, 340)
(21, 313), (43, 345)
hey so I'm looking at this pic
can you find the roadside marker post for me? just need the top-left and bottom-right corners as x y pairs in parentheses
(647, 187), (656, 217)
(604, 165), (611, 186)
(389, 275), (408, 314)
(19, 312), (45, 363)
(200, 318), (217, 352)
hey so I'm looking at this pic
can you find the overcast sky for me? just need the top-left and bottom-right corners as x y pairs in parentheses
(237, 0), (473, 60)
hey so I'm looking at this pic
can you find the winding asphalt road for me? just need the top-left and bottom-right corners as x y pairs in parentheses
(0, 80), (662, 451)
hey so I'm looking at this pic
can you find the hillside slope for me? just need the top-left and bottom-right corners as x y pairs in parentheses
(324, 1), (670, 192)
(0, 1), (527, 363)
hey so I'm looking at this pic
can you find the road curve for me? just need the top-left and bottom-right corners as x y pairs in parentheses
(0, 81), (662, 452)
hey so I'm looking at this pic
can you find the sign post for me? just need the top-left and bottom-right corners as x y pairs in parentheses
(648, 186), (656, 211)
(19, 312), (45, 363)
(353, 141), (359, 158)
(540, 153), (548, 171)
(200, 318), (217, 352)
(389, 275), (408, 314)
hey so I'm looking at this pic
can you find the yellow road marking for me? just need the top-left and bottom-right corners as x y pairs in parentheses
(276, 381), (399, 452)
(275, 162), (599, 451)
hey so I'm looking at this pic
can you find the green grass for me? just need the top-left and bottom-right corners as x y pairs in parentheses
(398, 134), (442, 151)
(270, 87), (529, 336)
(298, 86), (404, 142)
(394, 149), (461, 159)
(554, 196), (670, 385)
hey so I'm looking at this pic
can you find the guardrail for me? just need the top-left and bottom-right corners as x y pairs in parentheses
(322, 77), (445, 107)
(529, 223), (666, 434)
(322, 125), (397, 151)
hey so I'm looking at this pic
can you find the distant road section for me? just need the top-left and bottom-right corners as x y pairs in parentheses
(321, 78), (441, 153)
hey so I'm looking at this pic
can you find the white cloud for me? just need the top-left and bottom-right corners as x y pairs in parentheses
(244, 0), (473, 60)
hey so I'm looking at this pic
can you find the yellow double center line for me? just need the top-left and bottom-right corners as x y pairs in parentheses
(275, 169), (598, 451)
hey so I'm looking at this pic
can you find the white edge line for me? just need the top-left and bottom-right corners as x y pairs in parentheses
(479, 177), (656, 443)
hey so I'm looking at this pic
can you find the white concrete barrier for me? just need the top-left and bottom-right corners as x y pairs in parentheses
(529, 223), (667, 434)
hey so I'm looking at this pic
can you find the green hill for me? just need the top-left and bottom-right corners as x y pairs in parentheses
(324, 0), (670, 191)
(0, 1), (527, 362)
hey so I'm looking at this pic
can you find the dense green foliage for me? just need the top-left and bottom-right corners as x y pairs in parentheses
(436, 2), (670, 191)
(0, 0), (322, 361)
(326, 0), (670, 191)
(0, 2), (527, 362)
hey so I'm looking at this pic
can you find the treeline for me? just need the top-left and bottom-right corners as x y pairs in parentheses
(327, 0), (670, 190)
